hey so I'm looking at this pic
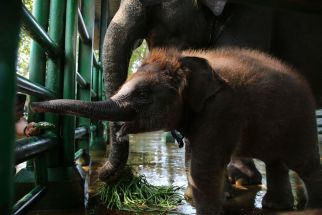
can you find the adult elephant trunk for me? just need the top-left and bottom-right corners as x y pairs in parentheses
(31, 99), (136, 121)
(101, 0), (146, 182)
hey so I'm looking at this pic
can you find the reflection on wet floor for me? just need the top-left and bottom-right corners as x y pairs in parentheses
(121, 131), (322, 215)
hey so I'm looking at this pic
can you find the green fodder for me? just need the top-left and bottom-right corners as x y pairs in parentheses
(35, 121), (55, 129)
(96, 167), (183, 214)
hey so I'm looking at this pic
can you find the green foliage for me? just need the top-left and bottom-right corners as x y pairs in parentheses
(128, 40), (148, 75)
(17, 0), (33, 78)
(35, 121), (56, 129)
(97, 167), (183, 214)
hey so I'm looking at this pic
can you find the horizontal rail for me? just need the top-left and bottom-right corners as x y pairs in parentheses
(229, 0), (322, 13)
(15, 133), (58, 164)
(17, 74), (56, 99)
(76, 72), (90, 89)
(13, 185), (46, 215)
(21, 4), (62, 59)
(75, 126), (89, 139)
(77, 8), (91, 44)
(16, 127), (91, 164)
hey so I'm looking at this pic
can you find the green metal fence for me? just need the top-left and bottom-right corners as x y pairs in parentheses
(0, 1), (106, 214)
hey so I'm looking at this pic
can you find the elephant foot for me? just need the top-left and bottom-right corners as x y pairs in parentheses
(262, 192), (294, 210)
(97, 161), (126, 183)
(227, 158), (262, 186)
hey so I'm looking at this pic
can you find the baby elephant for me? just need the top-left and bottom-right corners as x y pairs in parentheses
(32, 48), (322, 214)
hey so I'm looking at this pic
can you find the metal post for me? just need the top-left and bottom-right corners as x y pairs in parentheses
(63, 0), (78, 166)
(0, 1), (21, 214)
(45, 0), (66, 167)
(27, 0), (50, 186)
(77, 0), (95, 153)
(98, 0), (109, 141)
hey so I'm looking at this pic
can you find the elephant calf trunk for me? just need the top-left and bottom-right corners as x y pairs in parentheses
(31, 99), (136, 121)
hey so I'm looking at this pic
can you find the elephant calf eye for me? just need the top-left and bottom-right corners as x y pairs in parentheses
(136, 89), (150, 100)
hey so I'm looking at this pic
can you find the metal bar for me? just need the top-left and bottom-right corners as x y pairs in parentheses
(75, 127), (89, 139)
(28, 0), (49, 126)
(91, 89), (98, 99)
(0, 1), (21, 214)
(92, 65), (99, 101)
(15, 133), (58, 165)
(75, 149), (85, 160)
(78, 8), (91, 44)
(77, 72), (90, 89)
(93, 52), (101, 70)
(27, 0), (50, 185)
(16, 127), (88, 165)
(21, 4), (62, 59)
(229, 0), (322, 14)
(12, 186), (46, 215)
(63, 0), (78, 165)
(17, 74), (56, 99)
(45, 0), (66, 167)
(77, 0), (95, 152)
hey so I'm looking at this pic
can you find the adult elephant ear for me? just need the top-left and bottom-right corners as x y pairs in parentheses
(200, 0), (227, 16)
(180, 56), (226, 112)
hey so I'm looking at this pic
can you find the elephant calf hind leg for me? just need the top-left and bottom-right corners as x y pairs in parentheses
(262, 161), (294, 210)
(296, 159), (322, 209)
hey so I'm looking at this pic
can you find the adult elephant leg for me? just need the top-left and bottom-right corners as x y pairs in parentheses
(262, 161), (294, 209)
(98, 0), (146, 182)
(98, 122), (129, 182)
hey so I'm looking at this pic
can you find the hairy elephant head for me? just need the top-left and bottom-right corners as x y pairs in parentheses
(31, 48), (224, 141)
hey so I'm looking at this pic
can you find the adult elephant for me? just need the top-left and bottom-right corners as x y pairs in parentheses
(99, 0), (322, 186)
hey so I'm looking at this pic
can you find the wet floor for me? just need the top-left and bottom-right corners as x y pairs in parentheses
(89, 131), (322, 215)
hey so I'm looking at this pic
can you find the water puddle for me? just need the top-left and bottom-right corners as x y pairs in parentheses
(90, 131), (322, 215)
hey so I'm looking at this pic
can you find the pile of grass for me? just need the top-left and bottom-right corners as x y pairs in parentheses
(96, 167), (183, 214)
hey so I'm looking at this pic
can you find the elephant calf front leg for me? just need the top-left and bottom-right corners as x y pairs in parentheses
(190, 154), (227, 214)
(189, 137), (233, 215)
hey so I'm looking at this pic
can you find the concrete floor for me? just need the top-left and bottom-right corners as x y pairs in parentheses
(88, 131), (322, 215)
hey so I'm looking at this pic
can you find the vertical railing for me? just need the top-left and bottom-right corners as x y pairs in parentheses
(0, 1), (22, 214)
(63, 0), (78, 166)
(27, 0), (50, 185)
(0, 0), (106, 214)
(77, 0), (95, 158)
(45, 0), (66, 167)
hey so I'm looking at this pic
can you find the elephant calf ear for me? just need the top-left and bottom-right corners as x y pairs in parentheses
(181, 56), (225, 113)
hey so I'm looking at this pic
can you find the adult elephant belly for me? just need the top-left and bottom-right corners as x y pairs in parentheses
(216, 4), (322, 106)
(271, 10), (322, 106)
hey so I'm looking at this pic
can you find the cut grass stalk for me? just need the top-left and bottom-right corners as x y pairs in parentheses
(96, 166), (183, 214)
